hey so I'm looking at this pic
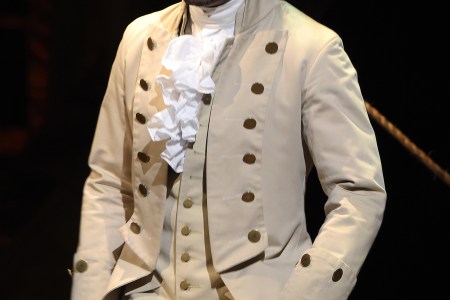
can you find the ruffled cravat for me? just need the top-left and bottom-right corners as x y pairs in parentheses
(148, 0), (244, 173)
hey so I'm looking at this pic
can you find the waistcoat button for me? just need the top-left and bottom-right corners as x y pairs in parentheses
(243, 153), (256, 164)
(137, 152), (150, 163)
(332, 268), (343, 282)
(241, 192), (255, 202)
(265, 42), (279, 54)
(147, 37), (155, 51)
(181, 252), (190, 262)
(183, 198), (193, 208)
(130, 222), (141, 234)
(300, 253), (311, 267)
(75, 259), (88, 273)
(251, 83), (264, 94)
(243, 118), (257, 129)
(248, 229), (261, 243)
(140, 79), (149, 91)
(181, 225), (191, 236)
(138, 184), (148, 197)
(180, 280), (190, 291)
(136, 113), (146, 124)
(202, 93), (212, 104)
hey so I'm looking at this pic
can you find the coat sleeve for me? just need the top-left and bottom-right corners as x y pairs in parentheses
(71, 30), (133, 300)
(279, 36), (387, 300)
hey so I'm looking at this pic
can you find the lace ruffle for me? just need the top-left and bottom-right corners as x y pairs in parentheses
(147, 35), (215, 173)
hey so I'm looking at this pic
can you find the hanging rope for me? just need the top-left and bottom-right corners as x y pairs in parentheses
(364, 101), (450, 188)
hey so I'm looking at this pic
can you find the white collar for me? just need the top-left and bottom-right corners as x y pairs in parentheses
(189, 0), (245, 32)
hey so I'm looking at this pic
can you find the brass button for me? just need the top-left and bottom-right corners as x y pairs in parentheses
(248, 229), (261, 243)
(140, 79), (149, 91)
(241, 192), (255, 202)
(265, 42), (278, 54)
(243, 153), (256, 164)
(180, 280), (190, 291)
(183, 198), (193, 208)
(181, 252), (190, 262)
(137, 152), (150, 163)
(147, 37), (155, 51)
(300, 253), (311, 267)
(251, 83), (264, 95)
(243, 118), (257, 129)
(181, 225), (191, 236)
(136, 113), (146, 124)
(130, 222), (141, 234)
(332, 268), (343, 282)
(139, 184), (148, 197)
(202, 93), (212, 105)
(186, 142), (194, 149)
(75, 259), (88, 273)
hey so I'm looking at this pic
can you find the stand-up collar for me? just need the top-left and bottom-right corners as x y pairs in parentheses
(180, 0), (280, 34)
(190, 0), (244, 30)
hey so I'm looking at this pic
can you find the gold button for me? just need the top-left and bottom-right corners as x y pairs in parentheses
(202, 93), (212, 105)
(139, 184), (148, 197)
(241, 192), (255, 202)
(300, 253), (311, 267)
(183, 198), (193, 208)
(130, 222), (141, 234)
(181, 252), (190, 262)
(243, 153), (256, 164)
(248, 229), (261, 243)
(180, 280), (190, 291)
(265, 42), (279, 54)
(137, 152), (150, 163)
(332, 268), (343, 282)
(181, 225), (191, 236)
(140, 79), (149, 91)
(251, 83), (264, 95)
(136, 113), (146, 124)
(243, 118), (257, 129)
(75, 259), (88, 273)
(147, 37), (155, 51)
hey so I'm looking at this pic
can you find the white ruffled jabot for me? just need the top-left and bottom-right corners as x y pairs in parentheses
(147, 0), (244, 173)
(147, 35), (216, 173)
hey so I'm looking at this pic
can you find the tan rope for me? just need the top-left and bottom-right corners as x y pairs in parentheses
(364, 101), (450, 187)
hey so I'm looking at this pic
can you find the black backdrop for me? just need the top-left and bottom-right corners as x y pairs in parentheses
(0, 1), (449, 299)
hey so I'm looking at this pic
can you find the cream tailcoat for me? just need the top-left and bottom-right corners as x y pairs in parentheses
(71, 1), (387, 299)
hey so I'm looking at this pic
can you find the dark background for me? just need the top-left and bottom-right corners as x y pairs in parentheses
(0, 0), (449, 299)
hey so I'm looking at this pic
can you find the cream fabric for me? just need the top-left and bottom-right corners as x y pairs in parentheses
(71, 1), (386, 299)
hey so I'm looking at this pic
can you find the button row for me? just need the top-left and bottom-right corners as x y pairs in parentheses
(239, 44), (275, 246)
